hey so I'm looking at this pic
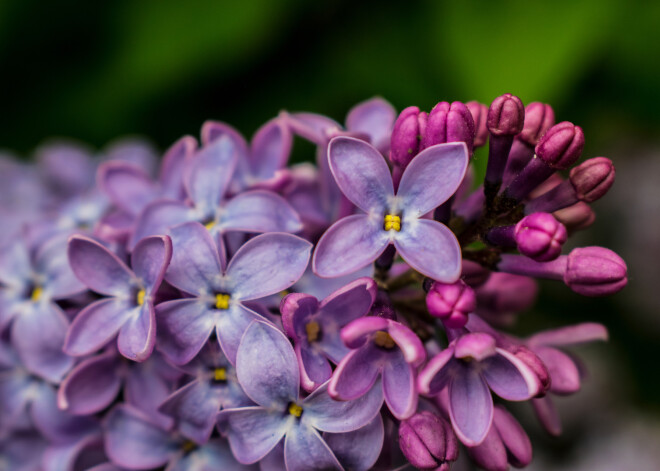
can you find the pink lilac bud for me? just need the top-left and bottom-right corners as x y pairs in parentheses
(503, 102), (555, 185)
(509, 345), (551, 396)
(497, 247), (627, 297)
(569, 156), (615, 202)
(423, 101), (475, 155)
(564, 246), (627, 296)
(467, 101), (489, 148)
(475, 273), (538, 326)
(554, 201), (596, 231)
(514, 212), (567, 262)
(390, 106), (428, 168)
(426, 280), (476, 328)
(503, 122), (584, 202)
(485, 94), (525, 195)
(399, 411), (459, 470)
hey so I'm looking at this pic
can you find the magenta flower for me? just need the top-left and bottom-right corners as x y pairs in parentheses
(313, 137), (468, 281)
(156, 221), (311, 365)
(328, 316), (426, 420)
(217, 320), (383, 470)
(64, 235), (172, 361)
(418, 332), (541, 446)
(281, 277), (377, 392)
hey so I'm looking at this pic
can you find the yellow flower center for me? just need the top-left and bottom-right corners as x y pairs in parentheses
(384, 214), (401, 232)
(288, 403), (303, 417)
(30, 286), (43, 302)
(204, 221), (215, 230)
(136, 289), (146, 306)
(214, 367), (227, 381)
(374, 330), (396, 349)
(215, 293), (230, 310)
(305, 321), (321, 343)
(182, 440), (196, 453)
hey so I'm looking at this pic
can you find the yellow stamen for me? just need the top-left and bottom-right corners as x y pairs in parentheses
(215, 293), (230, 310)
(182, 440), (196, 453)
(279, 289), (290, 298)
(288, 403), (303, 417)
(383, 214), (401, 232)
(214, 367), (227, 381)
(204, 221), (215, 230)
(30, 286), (43, 302)
(374, 331), (396, 349)
(136, 289), (146, 306)
(305, 321), (321, 343)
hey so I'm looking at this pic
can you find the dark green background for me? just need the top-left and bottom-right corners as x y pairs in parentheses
(1, 0), (659, 463)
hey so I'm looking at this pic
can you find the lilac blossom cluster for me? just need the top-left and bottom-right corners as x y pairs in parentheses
(0, 95), (627, 471)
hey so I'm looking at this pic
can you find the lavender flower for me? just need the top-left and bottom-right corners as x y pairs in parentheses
(313, 137), (468, 281)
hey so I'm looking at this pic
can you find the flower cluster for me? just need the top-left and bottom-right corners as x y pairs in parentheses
(0, 95), (626, 470)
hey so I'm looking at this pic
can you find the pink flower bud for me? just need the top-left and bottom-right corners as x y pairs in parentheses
(569, 156), (615, 203)
(390, 106), (428, 168)
(564, 247), (627, 296)
(423, 101), (475, 155)
(514, 212), (567, 262)
(426, 280), (476, 328)
(487, 94), (525, 136)
(399, 411), (458, 470)
(518, 102), (555, 146)
(467, 101), (489, 148)
(554, 201), (595, 231)
(535, 121), (584, 170)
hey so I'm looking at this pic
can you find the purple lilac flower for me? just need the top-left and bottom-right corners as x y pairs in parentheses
(64, 235), (172, 361)
(217, 320), (383, 469)
(328, 316), (425, 420)
(0, 235), (84, 382)
(156, 222), (311, 365)
(158, 341), (252, 445)
(0, 430), (48, 471)
(313, 137), (468, 281)
(281, 277), (377, 392)
(418, 332), (541, 445)
(131, 135), (301, 249)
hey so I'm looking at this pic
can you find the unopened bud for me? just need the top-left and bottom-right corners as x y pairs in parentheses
(487, 94), (524, 136)
(390, 106), (428, 168)
(536, 122), (584, 170)
(514, 212), (567, 262)
(424, 101), (475, 155)
(426, 280), (476, 328)
(554, 201), (595, 231)
(569, 157), (615, 203)
(399, 411), (459, 470)
(467, 101), (489, 148)
(564, 247), (627, 297)
(518, 102), (555, 146)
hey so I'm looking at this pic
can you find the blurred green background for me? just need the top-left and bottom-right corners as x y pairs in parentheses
(1, 0), (659, 466)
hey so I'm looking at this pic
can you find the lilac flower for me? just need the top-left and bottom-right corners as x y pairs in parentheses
(418, 332), (541, 446)
(0, 235), (84, 382)
(217, 320), (383, 469)
(158, 342), (252, 445)
(58, 349), (181, 428)
(156, 222), (311, 365)
(313, 137), (468, 281)
(526, 322), (608, 436)
(64, 235), (172, 361)
(0, 430), (47, 471)
(131, 135), (301, 249)
(398, 410), (458, 471)
(104, 405), (256, 470)
(328, 316), (426, 420)
(281, 277), (377, 392)
(42, 431), (107, 471)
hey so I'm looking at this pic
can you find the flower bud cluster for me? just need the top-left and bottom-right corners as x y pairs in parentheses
(0, 95), (625, 471)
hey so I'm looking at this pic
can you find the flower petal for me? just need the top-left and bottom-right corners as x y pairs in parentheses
(534, 346), (581, 394)
(482, 348), (540, 401)
(30, 385), (98, 444)
(397, 142), (469, 215)
(219, 190), (302, 234)
(99, 161), (158, 215)
(285, 112), (341, 145)
(13, 303), (74, 383)
(493, 405), (532, 468)
(313, 215), (389, 279)
(394, 219), (461, 282)
(215, 305), (265, 366)
(328, 136), (394, 213)
(183, 135), (238, 212)
(156, 299), (215, 365)
(346, 97), (396, 155)
(217, 407), (291, 464)
(448, 363), (493, 446)
(165, 222), (222, 296)
(57, 350), (122, 415)
(284, 424), (343, 471)
(417, 345), (457, 396)
(323, 414), (384, 471)
(131, 236), (172, 292)
(382, 351), (417, 420)
(299, 345), (332, 392)
(303, 381), (383, 433)
(64, 299), (133, 357)
(327, 346), (382, 401)
(67, 235), (133, 297)
(35, 234), (86, 300)
(130, 199), (193, 250)
(527, 322), (608, 348)
(117, 303), (156, 362)
(159, 135), (197, 198)
(531, 396), (562, 436)
(318, 277), (377, 326)
(236, 320), (299, 407)
(250, 118), (292, 181)
(226, 233), (312, 302)
(105, 405), (179, 469)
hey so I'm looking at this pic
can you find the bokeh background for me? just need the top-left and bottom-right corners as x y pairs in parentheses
(1, 0), (659, 468)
